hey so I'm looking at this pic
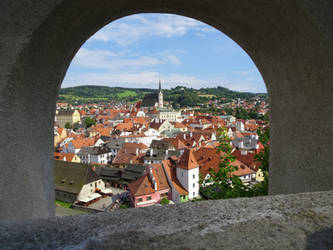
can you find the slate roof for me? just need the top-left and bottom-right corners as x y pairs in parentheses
(55, 161), (100, 195)
(93, 164), (147, 183)
(144, 149), (181, 161)
(106, 137), (126, 149)
(90, 146), (111, 155)
(151, 140), (174, 150)
(77, 147), (94, 156)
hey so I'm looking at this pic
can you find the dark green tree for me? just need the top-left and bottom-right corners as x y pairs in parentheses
(64, 122), (72, 130)
(199, 128), (255, 199)
(253, 125), (270, 195)
(85, 117), (96, 128)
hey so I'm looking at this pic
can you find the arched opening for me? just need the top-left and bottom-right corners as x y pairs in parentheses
(54, 13), (268, 213)
(1, 1), (332, 222)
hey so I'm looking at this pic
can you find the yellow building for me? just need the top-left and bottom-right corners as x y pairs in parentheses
(55, 110), (81, 128)
(54, 152), (81, 163)
(255, 168), (265, 182)
(54, 128), (67, 147)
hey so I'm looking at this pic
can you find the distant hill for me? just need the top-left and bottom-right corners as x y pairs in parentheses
(58, 85), (266, 106)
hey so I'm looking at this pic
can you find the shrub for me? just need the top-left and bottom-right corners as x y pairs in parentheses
(160, 197), (170, 204)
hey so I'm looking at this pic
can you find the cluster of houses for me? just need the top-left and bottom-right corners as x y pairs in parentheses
(54, 84), (267, 208)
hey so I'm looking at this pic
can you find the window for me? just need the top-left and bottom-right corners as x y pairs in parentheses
(137, 198), (143, 202)
(147, 196), (152, 201)
(193, 174), (195, 179)
(193, 192), (195, 196)
(193, 183), (195, 187)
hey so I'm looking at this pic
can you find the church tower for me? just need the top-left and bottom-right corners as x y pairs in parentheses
(158, 80), (163, 108)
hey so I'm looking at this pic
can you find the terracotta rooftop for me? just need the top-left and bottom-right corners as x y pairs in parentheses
(177, 149), (199, 170)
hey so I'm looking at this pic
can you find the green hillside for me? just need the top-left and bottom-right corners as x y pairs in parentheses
(58, 85), (266, 106)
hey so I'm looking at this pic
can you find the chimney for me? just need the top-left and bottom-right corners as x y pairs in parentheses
(150, 148), (153, 157)
(190, 132), (193, 138)
(136, 148), (139, 156)
(183, 134), (186, 140)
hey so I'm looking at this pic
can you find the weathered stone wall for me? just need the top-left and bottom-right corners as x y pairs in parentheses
(0, 0), (332, 222)
(1, 191), (332, 249)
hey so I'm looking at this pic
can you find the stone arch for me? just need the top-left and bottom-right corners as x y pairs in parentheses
(0, 0), (332, 222)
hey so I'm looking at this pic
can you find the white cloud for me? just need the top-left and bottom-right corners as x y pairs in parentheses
(89, 14), (215, 46)
(232, 70), (251, 76)
(71, 48), (182, 70)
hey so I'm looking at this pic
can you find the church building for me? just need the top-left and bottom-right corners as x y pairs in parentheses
(141, 81), (164, 109)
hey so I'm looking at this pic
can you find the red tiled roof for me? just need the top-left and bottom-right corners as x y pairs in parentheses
(177, 149), (199, 170)
(194, 147), (255, 178)
(162, 160), (188, 195)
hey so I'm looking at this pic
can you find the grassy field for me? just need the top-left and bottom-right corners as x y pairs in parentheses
(56, 200), (72, 208)
(116, 90), (137, 98)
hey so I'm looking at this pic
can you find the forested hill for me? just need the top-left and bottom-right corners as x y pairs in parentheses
(58, 85), (266, 106)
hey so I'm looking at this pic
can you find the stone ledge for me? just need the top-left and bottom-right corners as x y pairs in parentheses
(1, 191), (332, 249)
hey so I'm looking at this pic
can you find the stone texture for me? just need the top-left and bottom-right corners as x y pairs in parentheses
(1, 191), (333, 249)
(0, 0), (332, 221)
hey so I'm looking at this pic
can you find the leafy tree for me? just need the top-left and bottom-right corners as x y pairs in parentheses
(160, 197), (170, 205)
(199, 128), (255, 199)
(85, 117), (96, 128)
(119, 203), (129, 209)
(248, 109), (260, 119)
(235, 107), (250, 119)
(64, 122), (72, 130)
(253, 126), (270, 195)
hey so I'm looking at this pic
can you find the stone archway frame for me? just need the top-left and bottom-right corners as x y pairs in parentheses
(0, 0), (332, 222)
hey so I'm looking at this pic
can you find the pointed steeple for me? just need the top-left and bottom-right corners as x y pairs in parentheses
(158, 80), (163, 108)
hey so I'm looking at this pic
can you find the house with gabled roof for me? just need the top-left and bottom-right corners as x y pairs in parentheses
(175, 148), (200, 199)
(55, 161), (106, 205)
(54, 152), (81, 163)
(128, 164), (170, 208)
(162, 159), (189, 203)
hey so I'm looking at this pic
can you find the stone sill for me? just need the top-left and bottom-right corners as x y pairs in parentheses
(1, 191), (332, 249)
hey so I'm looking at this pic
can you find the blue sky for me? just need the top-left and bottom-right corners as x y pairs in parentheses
(62, 14), (266, 93)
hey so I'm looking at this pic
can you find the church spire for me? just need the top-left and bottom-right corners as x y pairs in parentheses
(158, 80), (163, 108)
